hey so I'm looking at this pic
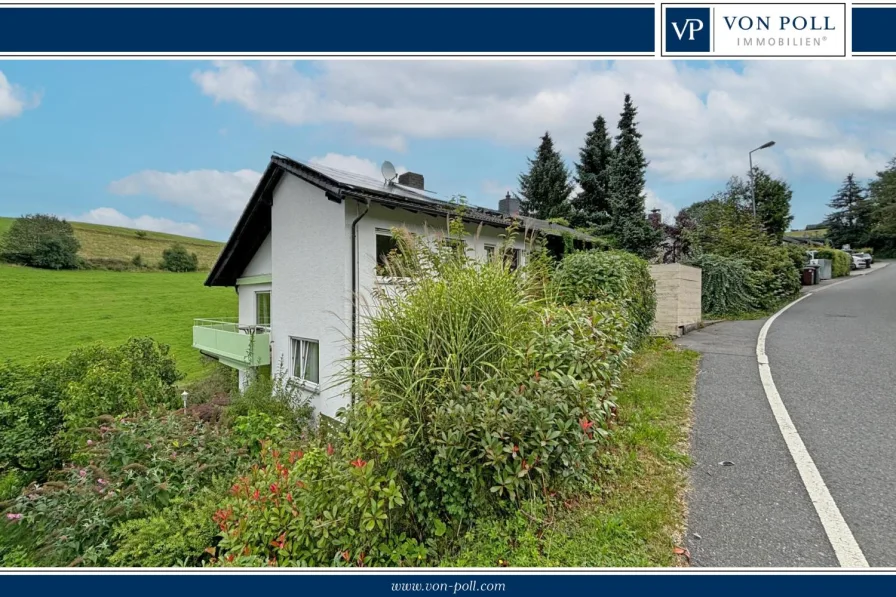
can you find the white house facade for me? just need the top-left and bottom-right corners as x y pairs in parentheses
(195, 155), (597, 420)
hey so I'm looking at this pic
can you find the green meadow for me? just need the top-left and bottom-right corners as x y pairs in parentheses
(0, 264), (236, 380)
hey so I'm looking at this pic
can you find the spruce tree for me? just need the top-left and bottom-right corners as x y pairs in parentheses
(517, 132), (575, 221)
(572, 115), (613, 230)
(824, 173), (867, 249)
(607, 94), (660, 258)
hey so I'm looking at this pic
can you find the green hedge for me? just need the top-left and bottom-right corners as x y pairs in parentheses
(815, 248), (850, 277)
(552, 250), (657, 344)
(686, 253), (757, 316)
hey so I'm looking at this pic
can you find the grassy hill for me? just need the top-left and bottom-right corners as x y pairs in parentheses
(0, 216), (225, 270)
(787, 228), (828, 239)
(0, 264), (236, 380)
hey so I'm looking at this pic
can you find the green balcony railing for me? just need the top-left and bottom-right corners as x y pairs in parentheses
(192, 318), (270, 368)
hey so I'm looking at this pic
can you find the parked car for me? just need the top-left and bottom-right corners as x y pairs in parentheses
(851, 255), (867, 270)
(855, 252), (873, 268)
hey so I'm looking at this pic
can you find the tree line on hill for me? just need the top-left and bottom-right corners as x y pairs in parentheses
(823, 164), (896, 257)
(0, 214), (200, 272)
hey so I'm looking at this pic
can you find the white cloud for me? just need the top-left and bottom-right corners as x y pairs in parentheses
(309, 153), (406, 180)
(192, 61), (896, 183)
(73, 207), (203, 237)
(0, 71), (39, 119)
(481, 180), (516, 199)
(106, 155), (407, 234)
(108, 168), (261, 228)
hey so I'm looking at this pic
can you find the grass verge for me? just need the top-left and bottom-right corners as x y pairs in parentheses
(441, 339), (700, 567)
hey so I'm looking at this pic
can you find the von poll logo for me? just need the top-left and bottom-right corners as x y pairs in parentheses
(672, 18), (704, 41)
(666, 7), (711, 52)
(663, 3), (847, 57)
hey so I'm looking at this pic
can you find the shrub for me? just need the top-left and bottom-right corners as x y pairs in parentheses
(160, 244), (199, 272)
(214, 443), (425, 568)
(131, 254), (145, 268)
(552, 249), (656, 345)
(107, 488), (223, 567)
(421, 301), (628, 520)
(0, 471), (24, 502)
(741, 245), (801, 310)
(815, 247), (850, 278)
(783, 244), (808, 272)
(0, 338), (184, 478)
(82, 257), (139, 271)
(1, 412), (243, 566)
(226, 367), (313, 439)
(56, 338), (183, 445)
(0, 214), (80, 270)
(686, 253), (758, 316)
(135, 230), (148, 239)
(0, 360), (67, 477)
(232, 412), (289, 456)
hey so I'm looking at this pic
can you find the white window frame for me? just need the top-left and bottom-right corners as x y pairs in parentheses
(290, 337), (320, 389)
(255, 291), (271, 327)
(484, 244), (496, 261)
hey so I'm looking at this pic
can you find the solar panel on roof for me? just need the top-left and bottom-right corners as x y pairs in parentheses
(297, 161), (439, 204)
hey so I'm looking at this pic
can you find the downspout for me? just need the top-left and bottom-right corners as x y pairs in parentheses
(350, 197), (371, 404)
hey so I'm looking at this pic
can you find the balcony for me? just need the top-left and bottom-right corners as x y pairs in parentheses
(192, 318), (270, 368)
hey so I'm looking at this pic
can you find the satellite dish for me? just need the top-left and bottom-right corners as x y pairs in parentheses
(381, 161), (397, 183)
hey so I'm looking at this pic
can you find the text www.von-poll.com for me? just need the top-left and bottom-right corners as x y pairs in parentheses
(391, 581), (506, 594)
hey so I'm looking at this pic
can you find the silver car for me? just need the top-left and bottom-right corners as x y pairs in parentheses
(854, 252), (873, 268)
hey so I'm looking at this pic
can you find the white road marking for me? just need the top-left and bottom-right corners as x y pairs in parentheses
(757, 293), (869, 568)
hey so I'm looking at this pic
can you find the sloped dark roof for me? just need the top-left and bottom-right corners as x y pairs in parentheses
(206, 154), (597, 287)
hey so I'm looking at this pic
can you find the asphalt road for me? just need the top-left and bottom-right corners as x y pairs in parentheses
(678, 264), (895, 567)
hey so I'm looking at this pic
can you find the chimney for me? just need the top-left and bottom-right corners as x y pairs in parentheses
(648, 208), (661, 227)
(398, 172), (424, 190)
(499, 192), (521, 216)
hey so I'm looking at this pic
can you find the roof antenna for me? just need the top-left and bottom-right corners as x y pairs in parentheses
(381, 161), (397, 185)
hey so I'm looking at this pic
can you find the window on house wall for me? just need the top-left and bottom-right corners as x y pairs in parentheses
(504, 247), (522, 271)
(484, 244), (496, 261)
(290, 338), (320, 386)
(375, 229), (401, 275)
(443, 237), (468, 255)
(255, 291), (271, 326)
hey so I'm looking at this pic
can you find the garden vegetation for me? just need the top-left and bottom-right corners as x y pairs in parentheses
(1, 218), (667, 568)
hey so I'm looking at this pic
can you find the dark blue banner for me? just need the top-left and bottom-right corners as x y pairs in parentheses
(853, 6), (896, 53)
(0, 573), (895, 596)
(0, 6), (655, 54)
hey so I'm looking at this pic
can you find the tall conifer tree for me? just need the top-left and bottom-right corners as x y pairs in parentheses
(517, 132), (575, 221)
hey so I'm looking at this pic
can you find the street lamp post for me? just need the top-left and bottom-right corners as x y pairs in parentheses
(749, 141), (776, 218)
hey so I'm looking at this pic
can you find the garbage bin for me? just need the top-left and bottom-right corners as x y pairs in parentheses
(801, 266), (817, 285)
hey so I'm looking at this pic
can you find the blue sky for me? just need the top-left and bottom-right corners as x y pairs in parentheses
(1, 60), (891, 241)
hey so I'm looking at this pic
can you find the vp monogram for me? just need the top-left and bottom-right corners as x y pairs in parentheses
(671, 18), (705, 41)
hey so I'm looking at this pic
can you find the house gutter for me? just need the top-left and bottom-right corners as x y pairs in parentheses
(350, 196), (371, 404)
